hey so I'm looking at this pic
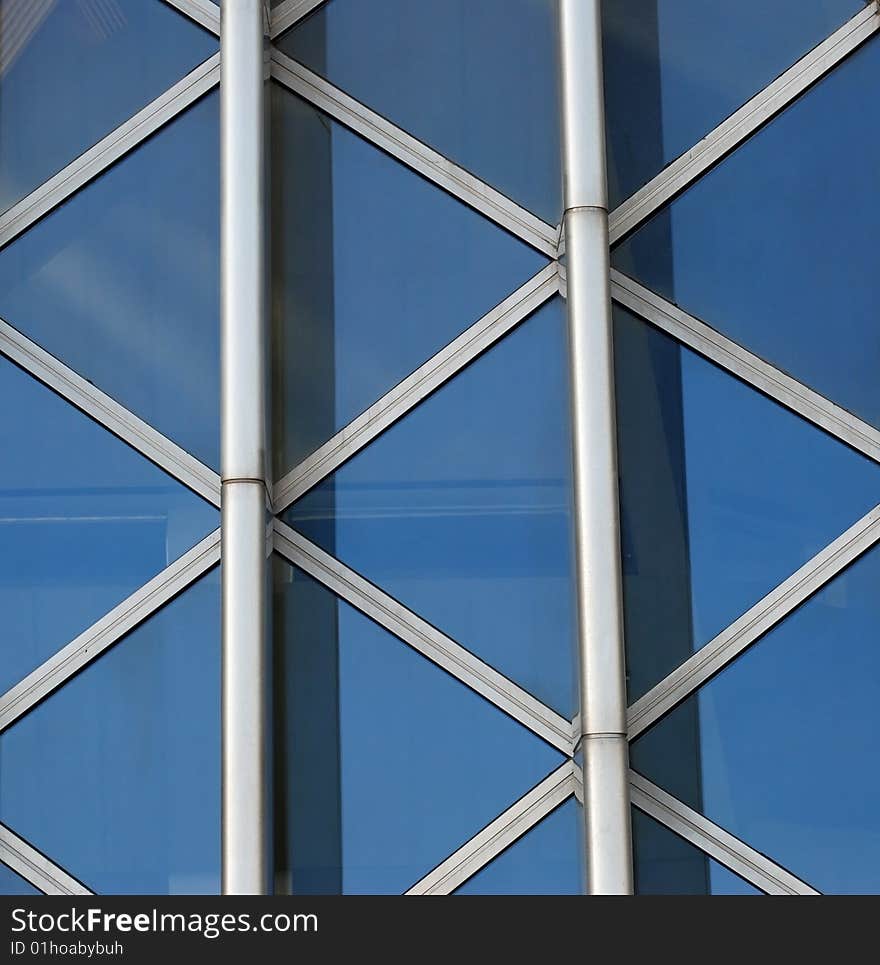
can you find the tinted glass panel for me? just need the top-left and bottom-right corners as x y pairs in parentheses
(613, 37), (880, 431)
(455, 799), (584, 895)
(284, 300), (577, 716)
(0, 862), (39, 896)
(0, 356), (217, 696)
(271, 85), (545, 474)
(631, 544), (880, 894)
(632, 809), (761, 895)
(0, 0), (216, 212)
(615, 305), (880, 701)
(0, 570), (221, 895)
(273, 558), (563, 895)
(0, 93), (220, 469)
(277, 0), (561, 222)
(603, 0), (859, 207)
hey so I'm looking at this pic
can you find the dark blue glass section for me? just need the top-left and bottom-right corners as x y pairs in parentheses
(0, 0), (216, 213)
(285, 300), (577, 716)
(271, 85), (545, 474)
(613, 36), (880, 432)
(615, 305), (880, 701)
(603, 0), (859, 207)
(273, 558), (563, 895)
(631, 544), (880, 894)
(455, 799), (584, 895)
(0, 570), (221, 895)
(277, 0), (561, 222)
(0, 862), (39, 896)
(0, 93), (220, 469)
(632, 809), (761, 895)
(0, 355), (217, 696)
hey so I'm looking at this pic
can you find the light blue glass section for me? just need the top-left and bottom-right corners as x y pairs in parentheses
(455, 799), (584, 895)
(632, 544), (880, 894)
(0, 862), (40, 896)
(0, 93), (220, 469)
(0, 355), (217, 696)
(277, 0), (561, 222)
(632, 809), (761, 895)
(613, 36), (880, 432)
(271, 86), (546, 473)
(274, 559), (564, 895)
(0, 570), (221, 895)
(615, 305), (880, 701)
(285, 300), (577, 716)
(0, 0), (216, 212)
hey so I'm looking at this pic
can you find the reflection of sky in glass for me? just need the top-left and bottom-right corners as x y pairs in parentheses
(0, 355), (217, 696)
(0, 93), (220, 469)
(613, 36), (880, 430)
(455, 799), (584, 895)
(287, 300), (577, 716)
(0, 569), (221, 895)
(0, 861), (40, 895)
(603, 0), (859, 206)
(278, 0), (561, 222)
(272, 87), (545, 474)
(0, 0), (216, 212)
(274, 561), (563, 895)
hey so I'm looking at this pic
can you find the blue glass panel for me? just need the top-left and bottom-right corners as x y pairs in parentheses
(284, 300), (577, 716)
(603, 0), (859, 207)
(631, 544), (880, 894)
(0, 93), (220, 469)
(273, 558), (563, 895)
(0, 570), (221, 895)
(271, 85), (545, 474)
(0, 356), (217, 696)
(613, 36), (880, 432)
(0, 0), (216, 213)
(0, 862), (40, 896)
(614, 305), (880, 701)
(277, 0), (561, 222)
(632, 809), (761, 895)
(455, 799), (584, 895)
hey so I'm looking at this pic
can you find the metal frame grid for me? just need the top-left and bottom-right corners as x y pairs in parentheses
(1, 0), (877, 895)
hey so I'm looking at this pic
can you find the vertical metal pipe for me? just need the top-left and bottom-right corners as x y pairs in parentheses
(221, 0), (269, 895)
(559, 0), (634, 894)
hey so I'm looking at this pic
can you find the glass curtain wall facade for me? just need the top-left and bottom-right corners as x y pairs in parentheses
(0, 0), (878, 896)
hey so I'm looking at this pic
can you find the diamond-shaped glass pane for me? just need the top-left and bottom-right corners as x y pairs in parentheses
(0, 355), (217, 696)
(631, 543), (880, 894)
(615, 305), (880, 701)
(0, 93), (220, 469)
(0, 569), (220, 894)
(273, 557), (563, 895)
(276, 0), (561, 222)
(613, 36), (880, 433)
(0, 0), (217, 212)
(271, 83), (546, 476)
(284, 299), (577, 716)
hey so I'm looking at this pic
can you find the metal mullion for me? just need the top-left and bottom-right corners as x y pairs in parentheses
(0, 529), (220, 734)
(628, 504), (880, 740)
(609, 3), (880, 244)
(0, 316), (221, 507)
(406, 762), (576, 895)
(273, 519), (575, 754)
(270, 0), (327, 39)
(629, 772), (819, 895)
(273, 263), (558, 512)
(612, 271), (880, 466)
(0, 825), (92, 897)
(163, 0), (221, 35)
(0, 53), (220, 251)
(269, 50), (558, 258)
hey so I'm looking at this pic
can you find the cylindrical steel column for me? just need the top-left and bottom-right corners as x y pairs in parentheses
(220, 0), (269, 895)
(559, 0), (634, 894)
